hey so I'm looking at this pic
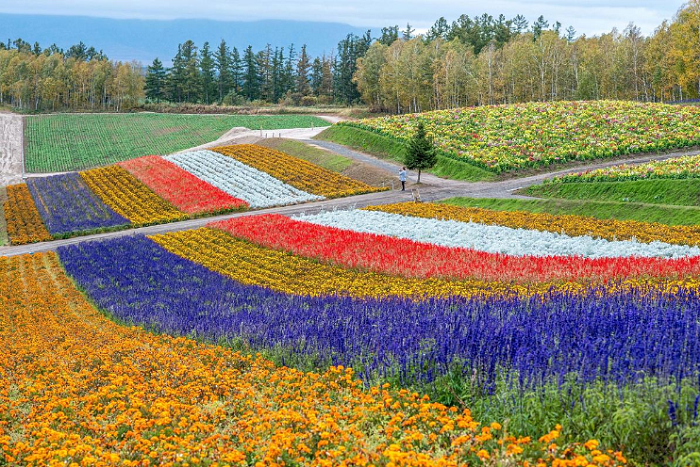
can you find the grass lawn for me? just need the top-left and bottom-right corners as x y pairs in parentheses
(315, 125), (496, 182)
(258, 139), (353, 172)
(440, 196), (700, 226)
(527, 178), (700, 207)
(26, 113), (328, 172)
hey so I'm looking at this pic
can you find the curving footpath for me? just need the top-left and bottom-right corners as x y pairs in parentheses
(308, 139), (700, 198)
(5, 121), (700, 257)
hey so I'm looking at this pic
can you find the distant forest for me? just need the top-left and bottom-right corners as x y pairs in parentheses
(0, 4), (699, 113)
(355, 5), (700, 112)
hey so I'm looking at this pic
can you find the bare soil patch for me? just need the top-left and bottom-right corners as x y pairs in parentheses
(342, 162), (398, 189)
(0, 113), (23, 186)
(0, 185), (8, 246)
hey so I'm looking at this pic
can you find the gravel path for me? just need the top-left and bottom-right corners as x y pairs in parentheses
(0, 188), (436, 257)
(5, 125), (700, 257)
(0, 113), (24, 186)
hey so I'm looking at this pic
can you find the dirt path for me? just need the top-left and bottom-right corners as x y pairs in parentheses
(0, 113), (24, 186)
(317, 115), (345, 124)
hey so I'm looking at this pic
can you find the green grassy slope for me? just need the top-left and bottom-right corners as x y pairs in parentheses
(440, 196), (700, 226)
(258, 139), (353, 172)
(527, 179), (700, 206)
(315, 125), (496, 181)
(26, 113), (328, 172)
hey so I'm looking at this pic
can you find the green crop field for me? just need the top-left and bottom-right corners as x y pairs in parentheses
(25, 113), (328, 172)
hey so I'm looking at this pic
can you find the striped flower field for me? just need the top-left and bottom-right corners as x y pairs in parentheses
(4, 195), (700, 464)
(1, 144), (384, 244)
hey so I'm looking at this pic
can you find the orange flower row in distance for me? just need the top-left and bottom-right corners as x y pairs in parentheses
(3, 184), (52, 244)
(213, 144), (388, 198)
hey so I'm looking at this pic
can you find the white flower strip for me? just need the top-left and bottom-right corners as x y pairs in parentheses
(294, 210), (700, 259)
(164, 150), (323, 208)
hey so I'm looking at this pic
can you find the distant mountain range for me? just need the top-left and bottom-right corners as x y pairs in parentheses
(0, 14), (371, 64)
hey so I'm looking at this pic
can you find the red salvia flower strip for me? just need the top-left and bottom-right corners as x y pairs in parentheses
(120, 156), (248, 214)
(211, 214), (700, 283)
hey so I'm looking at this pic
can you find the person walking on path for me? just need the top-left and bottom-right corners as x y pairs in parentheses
(399, 167), (407, 191)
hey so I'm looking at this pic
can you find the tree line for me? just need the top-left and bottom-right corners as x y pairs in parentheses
(355, 4), (700, 113)
(0, 39), (144, 111)
(144, 34), (371, 107)
(1, 3), (699, 113)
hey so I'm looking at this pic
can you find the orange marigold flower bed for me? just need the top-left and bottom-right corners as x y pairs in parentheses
(3, 184), (51, 244)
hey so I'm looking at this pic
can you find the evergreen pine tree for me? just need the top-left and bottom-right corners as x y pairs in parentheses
(200, 42), (216, 104)
(283, 44), (296, 96)
(295, 44), (311, 96)
(242, 45), (260, 100)
(180, 40), (200, 102)
(402, 23), (415, 41)
(215, 39), (232, 102)
(404, 122), (437, 183)
(310, 57), (323, 96)
(167, 44), (185, 102)
(271, 47), (285, 101)
(230, 47), (242, 93)
(145, 58), (167, 102)
(258, 44), (273, 101)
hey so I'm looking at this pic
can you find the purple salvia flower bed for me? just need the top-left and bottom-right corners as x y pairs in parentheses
(26, 173), (129, 236)
(58, 235), (700, 389)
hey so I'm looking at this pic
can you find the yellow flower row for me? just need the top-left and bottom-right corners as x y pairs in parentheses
(365, 202), (700, 247)
(152, 227), (547, 299)
(0, 252), (624, 466)
(150, 227), (700, 299)
(80, 166), (186, 226)
(213, 144), (387, 198)
(3, 184), (51, 244)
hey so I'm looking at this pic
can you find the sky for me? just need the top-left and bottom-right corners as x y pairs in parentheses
(0, 0), (685, 36)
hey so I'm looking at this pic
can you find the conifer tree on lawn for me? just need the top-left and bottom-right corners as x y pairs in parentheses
(404, 122), (437, 183)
